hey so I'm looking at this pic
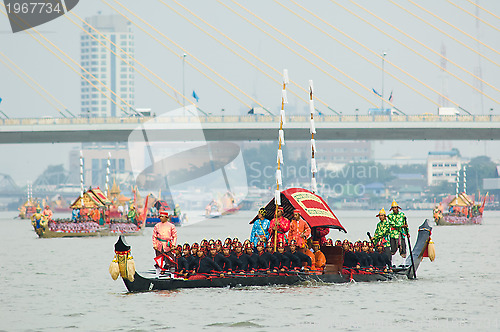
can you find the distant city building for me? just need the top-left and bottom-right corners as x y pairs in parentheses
(285, 140), (372, 164)
(80, 14), (134, 117)
(69, 143), (132, 189)
(427, 148), (462, 186)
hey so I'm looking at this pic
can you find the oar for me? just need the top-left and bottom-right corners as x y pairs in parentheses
(366, 232), (375, 247)
(403, 217), (416, 279)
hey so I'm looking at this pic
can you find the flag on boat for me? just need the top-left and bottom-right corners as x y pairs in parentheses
(0, 97), (2, 104)
(192, 90), (199, 102)
(154, 254), (164, 269)
(372, 88), (381, 97)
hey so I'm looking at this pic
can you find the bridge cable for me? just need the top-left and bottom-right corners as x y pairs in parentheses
(0, 54), (67, 118)
(163, 0), (336, 115)
(406, 0), (500, 58)
(448, 0), (500, 33)
(103, 0), (251, 114)
(388, 0), (500, 71)
(64, 11), (188, 111)
(277, 0), (441, 108)
(466, 0), (500, 22)
(220, 0), (383, 110)
(157, 0), (276, 115)
(107, 0), (266, 113)
(0, 6), (134, 116)
(343, 0), (500, 107)
(0, 51), (73, 118)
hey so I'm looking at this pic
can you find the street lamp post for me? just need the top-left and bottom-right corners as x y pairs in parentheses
(182, 53), (187, 114)
(381, 51), (387, 111)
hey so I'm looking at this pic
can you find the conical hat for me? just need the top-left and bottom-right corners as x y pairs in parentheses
(376, 208), (386, 217)
(390, 200), (400, 209)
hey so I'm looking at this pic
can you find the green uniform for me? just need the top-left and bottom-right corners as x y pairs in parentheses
(372, 219), (391, 247)
(387, 211), (407, 238)
(128, 209), (136, 223)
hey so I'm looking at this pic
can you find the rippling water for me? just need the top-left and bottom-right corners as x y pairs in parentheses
(1, 209), (499, 331)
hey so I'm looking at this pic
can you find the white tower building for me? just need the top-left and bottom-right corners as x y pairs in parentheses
(80, 14), (134, 117)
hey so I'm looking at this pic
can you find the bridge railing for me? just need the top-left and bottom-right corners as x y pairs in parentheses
(1, 114), (500, 126)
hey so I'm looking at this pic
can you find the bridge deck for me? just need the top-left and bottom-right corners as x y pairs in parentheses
(1, 115), (499, 143)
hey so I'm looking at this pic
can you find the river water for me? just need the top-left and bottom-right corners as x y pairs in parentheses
(1, 209), (499, 331)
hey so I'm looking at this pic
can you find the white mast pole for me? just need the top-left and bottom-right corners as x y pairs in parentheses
(105, 152), (111, 197)
(274, 69), (288, 252)
(309, 80), (317, 194)
(80, 150), (84, 207)
(463, 165), (467, 195)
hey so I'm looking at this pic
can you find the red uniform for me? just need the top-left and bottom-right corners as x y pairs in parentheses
(269, 216), (290, 247)
(314, 227), (330, 246)
(289, 218), (311, 248)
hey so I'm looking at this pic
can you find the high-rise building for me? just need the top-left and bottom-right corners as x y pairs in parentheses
(427, 148), (462, 186)
(80, 14), (134, 117)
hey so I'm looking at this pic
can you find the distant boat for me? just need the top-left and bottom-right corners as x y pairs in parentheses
(433, 192), (487, 226)
(18, 200), (37, 219)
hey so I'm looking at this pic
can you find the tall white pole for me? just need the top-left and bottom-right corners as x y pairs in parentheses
(309, 80), (317, 194)
(456, 168), (460, 198)
(182, 53), (187, 115)
(463, 165), (467, 195)
(80, 150), (84, 199)
(381, 51), (387, 110)
(105, 152), (111, 197)
(274, 69), (288, 252)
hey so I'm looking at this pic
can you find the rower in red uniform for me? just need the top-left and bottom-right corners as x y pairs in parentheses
(189, 246), (223, 275)
(269, 206), (290, 248)
(190, 243), (199, 257)
(273, 241), (290, 272)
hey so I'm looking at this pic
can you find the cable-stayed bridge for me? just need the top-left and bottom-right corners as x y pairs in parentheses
(1, 115), (499, 144)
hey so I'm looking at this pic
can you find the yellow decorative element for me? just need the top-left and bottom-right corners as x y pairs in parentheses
(377, 208), (386, 216)
(391, 200), (399, 208)
(116, 252), (128, 279)
(127, 256), (135, 282)
(427, 239), (436, 262)
(291, 192), (336, 220)
(109, 256), (119, 280)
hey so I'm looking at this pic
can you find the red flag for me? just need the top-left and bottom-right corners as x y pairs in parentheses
(154, 255), (164, 268)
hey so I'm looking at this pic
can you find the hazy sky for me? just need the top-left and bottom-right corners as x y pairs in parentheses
(1, 0), (499, 185)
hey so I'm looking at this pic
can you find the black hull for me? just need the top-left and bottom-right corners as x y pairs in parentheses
(115, 219), (432, 292)
(122, 270), (397, 292)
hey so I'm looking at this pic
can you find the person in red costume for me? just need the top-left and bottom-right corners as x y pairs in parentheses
(288, 209), (311, 249)
(312, 227), (330, 246)
(152, 210), (178, 257)
(42, 205), (53, 221)
(269, 206), (290, 248)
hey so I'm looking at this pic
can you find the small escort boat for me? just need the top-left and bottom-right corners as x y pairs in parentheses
(110, 189), (433, 293)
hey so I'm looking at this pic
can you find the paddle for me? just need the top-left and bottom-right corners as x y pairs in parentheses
(366, 232), (375, 247)
(402, 217), (416, 279)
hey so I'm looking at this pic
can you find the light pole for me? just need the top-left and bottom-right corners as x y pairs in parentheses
(182, 53), (187, 113)
(381, 51), (387, 111)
